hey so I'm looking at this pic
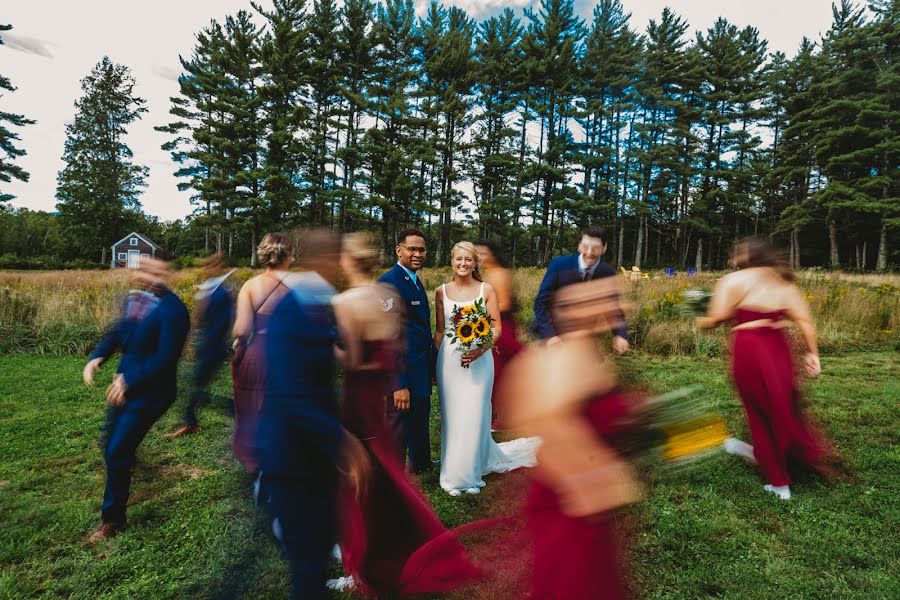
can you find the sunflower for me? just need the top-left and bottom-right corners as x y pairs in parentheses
(456, 322), (476, 344)
(460, 305), (476, 316)
(474, 317), (490, 336)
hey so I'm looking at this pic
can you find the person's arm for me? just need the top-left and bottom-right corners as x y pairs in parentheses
(784, 285), (821, 377)
(85, 318), (125, 386)
(533, 261), (559, 339)
(462, 283), (502, 366)
(433, 285), (445, 350)
(494, 269), (515, 313)
(696, 275), (738, 329)
(232, 281), (254, 349)
(596, 263), (629, 351)
(332, 295), (364, 370)
(120, 303), (190, 393)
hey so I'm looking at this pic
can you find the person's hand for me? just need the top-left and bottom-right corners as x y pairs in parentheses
(341, 434), (372, 501)
(612, 336), (629, 355)
(805, 353), (821, 378)
(106, 374), (127, 407)
(695, 316), (715, 329)
(393, 388), (411, 411)
(232, 338), (241, 351)
(83, 358), (103, 387)
(461, 346), (488, 367)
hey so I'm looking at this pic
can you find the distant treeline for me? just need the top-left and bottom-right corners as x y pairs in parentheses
(1, 1), (897, 270)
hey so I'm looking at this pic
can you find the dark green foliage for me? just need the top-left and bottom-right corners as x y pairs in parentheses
(55, 57), (149, 263)
(8, 2), (897, 270)
(0, 23), (35, 202)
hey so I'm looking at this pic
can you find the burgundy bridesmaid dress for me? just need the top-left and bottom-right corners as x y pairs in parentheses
(338, 340), (480, 597)
(231, 312), (269, 474)
(491, 310), (525, 428)
(525, 390), (633, 600)
(730, 308), (826, 487)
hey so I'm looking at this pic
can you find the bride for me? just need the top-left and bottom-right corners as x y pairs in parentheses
(435, 241), (539, 496)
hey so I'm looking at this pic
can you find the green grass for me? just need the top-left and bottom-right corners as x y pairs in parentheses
(0, 352), (897, 599)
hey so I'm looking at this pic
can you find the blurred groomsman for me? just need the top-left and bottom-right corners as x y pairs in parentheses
(257, 229), (369, 599)
(168, 253), (235, 438)
(82, 258), (190, 542)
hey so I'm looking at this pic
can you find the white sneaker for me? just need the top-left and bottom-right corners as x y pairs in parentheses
(448, 489), (462, 497)
(763, 484), (792, 500)
(464, 487), (481, 495)
(326, 576), (355, 591)
(724, 437), (758, 465)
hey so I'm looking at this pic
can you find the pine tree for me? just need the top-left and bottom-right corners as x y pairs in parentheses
(0, 24), (36, 202)
(471, 8), (525, 246)
(522, 0), (585, 264)
(255, 0), (309, 229)
(56, 57), (148, 263)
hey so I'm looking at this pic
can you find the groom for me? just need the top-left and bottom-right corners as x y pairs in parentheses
(379, 227), (434, 474)
(534, 226), (629, 354)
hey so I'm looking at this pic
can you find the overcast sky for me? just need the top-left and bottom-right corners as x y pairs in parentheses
(2, 0), (836, 221)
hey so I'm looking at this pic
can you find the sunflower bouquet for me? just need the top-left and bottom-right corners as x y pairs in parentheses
(446, 298), (495, 368)
(676, 288), (713, 317)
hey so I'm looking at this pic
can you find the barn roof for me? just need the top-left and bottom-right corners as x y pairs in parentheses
(112, 232), (160, 250)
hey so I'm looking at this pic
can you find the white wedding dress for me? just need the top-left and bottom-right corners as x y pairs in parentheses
(437, 282), (540, 494)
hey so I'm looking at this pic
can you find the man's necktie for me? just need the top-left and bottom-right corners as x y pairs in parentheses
(582, 268), (591, 282)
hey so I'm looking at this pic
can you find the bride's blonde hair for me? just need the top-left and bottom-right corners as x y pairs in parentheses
(450, 241), (483, 282)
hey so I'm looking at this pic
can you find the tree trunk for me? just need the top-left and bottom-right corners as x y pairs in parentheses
(250, 227), (258, 268)
(695, 237), (703, 272)
(828, 220), (839, 268)
(616, 224), (624, 269)
(101, 246), (106, 266)
(862, 239), (867, 271)
(876, 222), (887, 271)
(633, 216), (643, 268)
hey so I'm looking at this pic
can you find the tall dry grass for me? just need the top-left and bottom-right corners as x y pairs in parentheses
(1, 267), (897, 356)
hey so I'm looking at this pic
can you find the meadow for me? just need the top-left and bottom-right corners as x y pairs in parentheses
(0, 267), (898, 599)
(1, 267), (898, 356)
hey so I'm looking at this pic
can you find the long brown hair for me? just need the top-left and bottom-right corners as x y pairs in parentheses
(732, 236), (795, 282)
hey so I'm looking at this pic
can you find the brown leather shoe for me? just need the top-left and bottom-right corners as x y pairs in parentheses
(85, 521), (124, 543)
(165, 425), (201, 439)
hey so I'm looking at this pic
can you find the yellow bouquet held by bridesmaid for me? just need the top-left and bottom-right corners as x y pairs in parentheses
(446, 298), (495, 368)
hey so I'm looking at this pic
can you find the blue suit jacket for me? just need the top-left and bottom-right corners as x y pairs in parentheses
(258, 273), (343, 479)
(378, 264), (433, 399)
(533, 254), (627, 340)
(90, 288), (191, 413)
(195, 283), (234, 366)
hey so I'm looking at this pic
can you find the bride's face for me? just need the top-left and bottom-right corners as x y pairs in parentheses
(452, 250), (476, 278)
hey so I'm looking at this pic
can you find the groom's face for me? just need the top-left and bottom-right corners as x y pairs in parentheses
(578, 234), (607, 268)
(396, 235), (427, 272)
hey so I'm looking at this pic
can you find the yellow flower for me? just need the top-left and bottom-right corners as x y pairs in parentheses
(474, 317), (489, 336)
(460, 305), (476, 316)
(457, 322), (476, 344)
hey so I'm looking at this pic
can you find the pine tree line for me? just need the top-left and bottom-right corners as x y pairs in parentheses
(3, 2), (896, 270)
(154, 0), (896, 269)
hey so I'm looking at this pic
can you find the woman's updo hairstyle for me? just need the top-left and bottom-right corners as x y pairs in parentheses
(343, 232), (380, 275)
(257, 232), (294, 268)
(451, 241), (483, 282)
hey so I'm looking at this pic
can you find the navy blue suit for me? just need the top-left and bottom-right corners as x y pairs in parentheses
(377, 263), (434, 472)
(183, 281), (234, 426)
(257, 273), (341, 599)
(89, 287), (190, 524)
(533, 254), (627, 340)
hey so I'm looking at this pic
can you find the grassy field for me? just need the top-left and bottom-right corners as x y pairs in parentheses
(1, 352), (897, 599)
(1, 268), (898, 356)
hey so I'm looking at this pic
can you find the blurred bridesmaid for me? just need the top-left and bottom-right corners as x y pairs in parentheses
(503, 277), (641, 600)
(231, 233), (294, 475)
(476, 240), (524, 430)
(698, 236), (835, 500)
(333, 233), (479, 597)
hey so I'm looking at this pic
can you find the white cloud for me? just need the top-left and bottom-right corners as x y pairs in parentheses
(415, 0), (532, 19)
(3, 32), (54, 59)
